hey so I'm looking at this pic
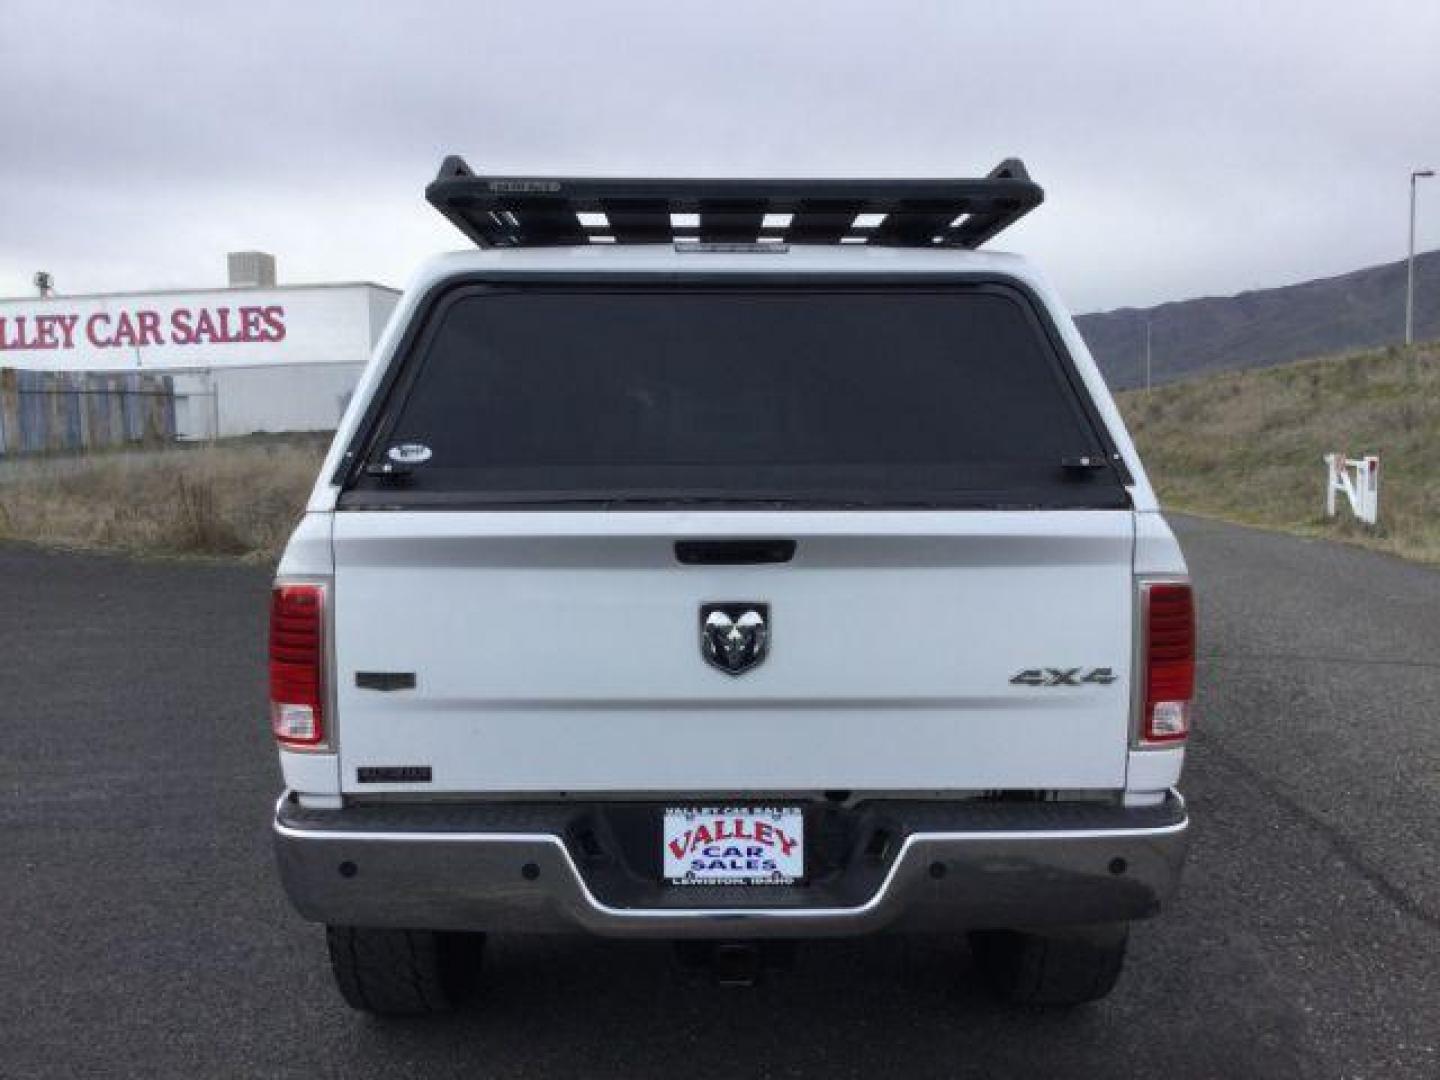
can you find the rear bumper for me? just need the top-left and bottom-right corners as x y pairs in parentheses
(272, 791), (1189, 939)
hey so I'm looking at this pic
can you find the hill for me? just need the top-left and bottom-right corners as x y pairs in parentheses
(1080, 249), (1440, 389)
(1118, 341), (1440, 563)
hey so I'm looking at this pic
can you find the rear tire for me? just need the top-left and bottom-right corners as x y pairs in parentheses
(325, 926), (485, 1015)
(968, 923), (1128, 1005)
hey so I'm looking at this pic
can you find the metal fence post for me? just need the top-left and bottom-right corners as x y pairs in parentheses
(1362, 456), (1380, 526)
(1323, 454), (1338, 517)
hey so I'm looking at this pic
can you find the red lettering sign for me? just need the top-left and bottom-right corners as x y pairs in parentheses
(0, 306), (287, 352)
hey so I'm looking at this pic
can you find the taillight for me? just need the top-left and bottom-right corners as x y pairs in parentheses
(270, 583), (326, 748)
(1141, 581), (1195, 744)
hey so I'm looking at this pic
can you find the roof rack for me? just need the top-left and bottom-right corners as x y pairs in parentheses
(425, 155), (1042, 250)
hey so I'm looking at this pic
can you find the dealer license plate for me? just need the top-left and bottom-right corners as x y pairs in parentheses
(662, 806), (804, 885)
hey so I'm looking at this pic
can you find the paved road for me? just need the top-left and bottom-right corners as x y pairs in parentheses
(2, 516), (1437, 1079)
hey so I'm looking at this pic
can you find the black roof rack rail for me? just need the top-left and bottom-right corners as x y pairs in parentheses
(425, 156), (1042, 250)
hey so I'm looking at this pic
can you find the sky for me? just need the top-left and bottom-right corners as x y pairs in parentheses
(2, 0), (1437, 313)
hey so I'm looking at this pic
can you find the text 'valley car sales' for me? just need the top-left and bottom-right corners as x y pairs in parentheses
(0, 305), (286, 352)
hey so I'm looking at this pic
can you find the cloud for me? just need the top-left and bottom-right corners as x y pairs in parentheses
(2, 0), (1437, 311)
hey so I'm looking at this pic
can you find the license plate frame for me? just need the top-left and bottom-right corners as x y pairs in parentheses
(662, 805), (805, 886)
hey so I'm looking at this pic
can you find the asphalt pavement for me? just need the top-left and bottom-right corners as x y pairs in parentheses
(1, 515), (1437, 1079)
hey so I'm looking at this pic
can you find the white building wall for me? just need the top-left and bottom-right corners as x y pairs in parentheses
(367, 287), (399, 347)
(171, 364), (366, 439)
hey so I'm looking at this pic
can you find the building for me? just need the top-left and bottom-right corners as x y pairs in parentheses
(0, 253), (398, 440)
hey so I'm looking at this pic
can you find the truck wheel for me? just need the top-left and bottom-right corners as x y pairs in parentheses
(325, 926), (485, 1015)
(968, 924), (1128, 1005)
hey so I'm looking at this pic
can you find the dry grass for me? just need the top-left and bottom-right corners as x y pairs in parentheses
(4, 344), (1440, 565)
(1119, 342), (1440, 564)
(0, 436), (326, 561)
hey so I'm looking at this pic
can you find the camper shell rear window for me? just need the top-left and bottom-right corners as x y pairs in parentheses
(341, 281), (1128, 510)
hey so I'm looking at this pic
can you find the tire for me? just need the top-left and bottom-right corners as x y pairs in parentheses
(325, 926), (485, 1015)
(968, 923), (1128, 1006)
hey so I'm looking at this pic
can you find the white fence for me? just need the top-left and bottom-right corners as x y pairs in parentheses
(1323, 453), (1380, 526)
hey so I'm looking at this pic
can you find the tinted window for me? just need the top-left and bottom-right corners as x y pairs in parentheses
(351, 286), (1124, 508)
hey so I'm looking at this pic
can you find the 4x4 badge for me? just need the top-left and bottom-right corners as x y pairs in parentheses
(1010, 667), (1117, 687)
(700, 603), (770, 676)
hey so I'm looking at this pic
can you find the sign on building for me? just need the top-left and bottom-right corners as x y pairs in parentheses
(0, 283), (398, 439)
(0, 285), (395, 373)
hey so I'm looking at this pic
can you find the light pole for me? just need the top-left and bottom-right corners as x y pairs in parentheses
(1407, 168), (1434, 346)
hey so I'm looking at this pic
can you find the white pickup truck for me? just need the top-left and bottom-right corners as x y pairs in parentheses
(270, 158), (1193, 1014)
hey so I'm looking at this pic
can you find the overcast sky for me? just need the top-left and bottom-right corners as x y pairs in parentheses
(2, 0), (1437, 313)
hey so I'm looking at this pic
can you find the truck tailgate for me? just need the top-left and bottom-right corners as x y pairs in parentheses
(331, 510), (1134, 794)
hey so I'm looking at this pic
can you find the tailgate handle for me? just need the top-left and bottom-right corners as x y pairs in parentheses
(674, 539), (796, 565)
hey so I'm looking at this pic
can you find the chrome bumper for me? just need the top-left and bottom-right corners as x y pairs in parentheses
(272, 792), (1188, 939)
